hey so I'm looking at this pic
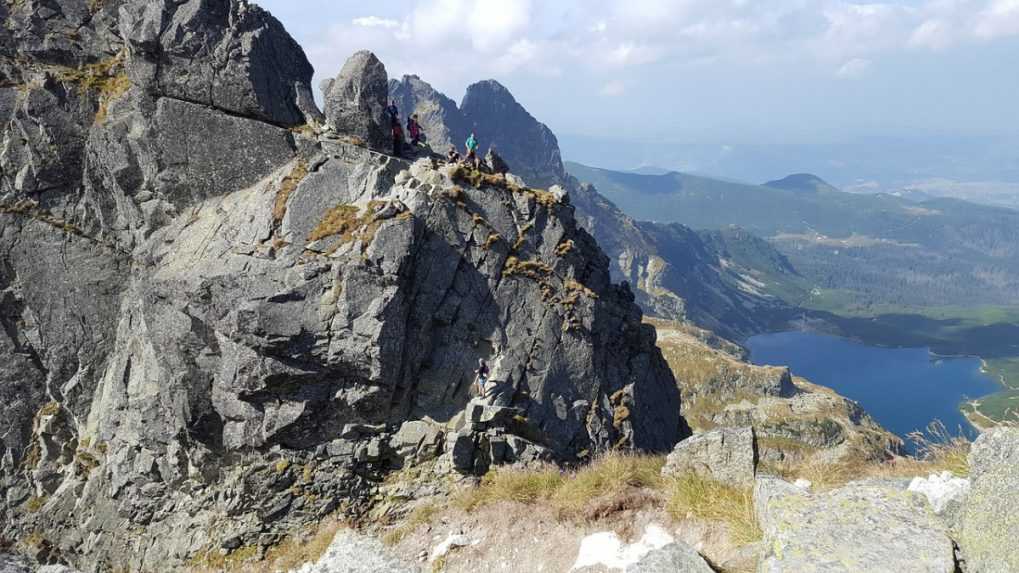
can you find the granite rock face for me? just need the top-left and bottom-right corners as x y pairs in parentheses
(958, 427), (1019, 572)
(661, 427), (757, 486)
(755, 478), (956, 573)
(0, 5), (684, 570)
(322, 50), (390, 150)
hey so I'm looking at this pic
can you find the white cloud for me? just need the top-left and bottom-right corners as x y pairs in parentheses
(600, 80), (626, 96)
(836, 57), (872, 78)
(909, 19), (955, 50)
(351, 16), (400, 29)
(300, 0), (1019, 104)
(972, 0), (1019, 40)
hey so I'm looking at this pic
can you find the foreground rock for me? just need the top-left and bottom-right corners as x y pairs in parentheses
(294, 529), (417, 573)
(959, 427), (1019, 572)
(650, 319), (901, 465)
(755, 478), (956, 572)
(662, 427), (757, 486)
(572, 524), (712, 573)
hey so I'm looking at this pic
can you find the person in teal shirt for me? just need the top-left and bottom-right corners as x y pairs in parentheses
(465, 132), (480, 169)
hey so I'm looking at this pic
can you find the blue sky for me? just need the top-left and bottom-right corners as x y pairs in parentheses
(254, 0), (1019, 146)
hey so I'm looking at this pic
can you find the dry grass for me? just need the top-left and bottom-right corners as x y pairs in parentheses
(665, 474), (761, 545)
(188, 518), (344, 573)
(502, 256), (552, 279)
(482, 232), (501, 250)
(53, 51), (131, 125)
(273, 160), (308, 225)
(906, 421), (971, 477)
(449, 165), (562, 208)
(456, 452), (665, 517)
(382, 503), (441, 546)
(555, 240), (575, 256)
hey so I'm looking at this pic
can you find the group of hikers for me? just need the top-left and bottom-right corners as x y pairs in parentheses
(383, 100), (483, 169)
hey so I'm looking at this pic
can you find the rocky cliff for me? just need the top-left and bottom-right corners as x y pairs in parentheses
(0, 2), (684, 570)
(389, 75), (789, 341)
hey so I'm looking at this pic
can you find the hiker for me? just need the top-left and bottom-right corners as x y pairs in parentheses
(474, 358), (490, 397)
(464, 132), (480, 169)
(407, 114), (422, 147)
(446, 145), (461, 164)
(384, 100), (399, 126)
(391, 120), (405, 157)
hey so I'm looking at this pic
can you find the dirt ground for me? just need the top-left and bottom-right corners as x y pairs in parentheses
(386, 489), (758, 572)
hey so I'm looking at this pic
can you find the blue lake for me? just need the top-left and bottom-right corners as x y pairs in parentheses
(746, 331), (1000, 444)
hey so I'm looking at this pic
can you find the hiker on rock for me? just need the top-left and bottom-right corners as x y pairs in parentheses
(446, 145), (461, 164)
(474, 358), (490, 397)
(465, 132), (480, 169)
(392, 120), (405, 157)
(407, 114), (423, 147)
(384, 100), (399, 126)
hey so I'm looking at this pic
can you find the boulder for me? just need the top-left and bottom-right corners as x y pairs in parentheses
(391, 420), (445, 465)
(662, 427), (757, 485)
(958, 427), (1019, 573)
(756, 479), (956, 572)
(572, 524), (712, 573)
(294, 529), (418, 573)
(908, 471), (969, 532)
(629, 543), (715, 573)
(323, 50), (390, 150)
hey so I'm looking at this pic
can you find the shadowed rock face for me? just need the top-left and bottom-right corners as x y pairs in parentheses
(0, 2), (684, 570)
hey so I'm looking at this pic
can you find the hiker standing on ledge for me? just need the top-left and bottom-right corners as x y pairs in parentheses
(474, 358), (490, 398)
(392, 120), (405, 157)
(384, 100), (399, 126)
(465, 132), (480, 169)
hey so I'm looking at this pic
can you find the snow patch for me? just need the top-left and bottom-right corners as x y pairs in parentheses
(430, 532), (472, 562)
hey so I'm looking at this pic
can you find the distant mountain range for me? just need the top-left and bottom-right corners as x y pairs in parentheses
(566, 161), (1019, 309)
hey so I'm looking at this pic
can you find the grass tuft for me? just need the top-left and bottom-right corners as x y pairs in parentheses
(273, 160), (308, 225)
(665, 474), (761, 545)
(382, 503), (441, 546)
(456, 452), (665, 517)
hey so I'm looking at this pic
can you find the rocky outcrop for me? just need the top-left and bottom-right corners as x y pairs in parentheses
(662, 427), (757, 486)
(322, 50), (390, 150)
(958, 427), (1019, 572)
(0, 5), (684, 571)
(389, 73), (790, 340)
(755, 477), (957, 572)
(650, 318), (901, 465)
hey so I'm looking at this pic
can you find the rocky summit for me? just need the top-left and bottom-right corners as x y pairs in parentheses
(0, 1), (684, 570)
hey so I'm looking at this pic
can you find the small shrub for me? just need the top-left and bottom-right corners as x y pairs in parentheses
(665, 474), (761, 545)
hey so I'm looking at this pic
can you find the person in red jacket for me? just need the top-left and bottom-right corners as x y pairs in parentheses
(406, 114), (422, 147)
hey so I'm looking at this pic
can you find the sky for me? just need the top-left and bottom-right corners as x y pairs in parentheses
(253, 0), (1019, 149)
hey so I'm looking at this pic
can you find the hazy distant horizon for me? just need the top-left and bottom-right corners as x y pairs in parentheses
(255, 0), (1019, 144)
